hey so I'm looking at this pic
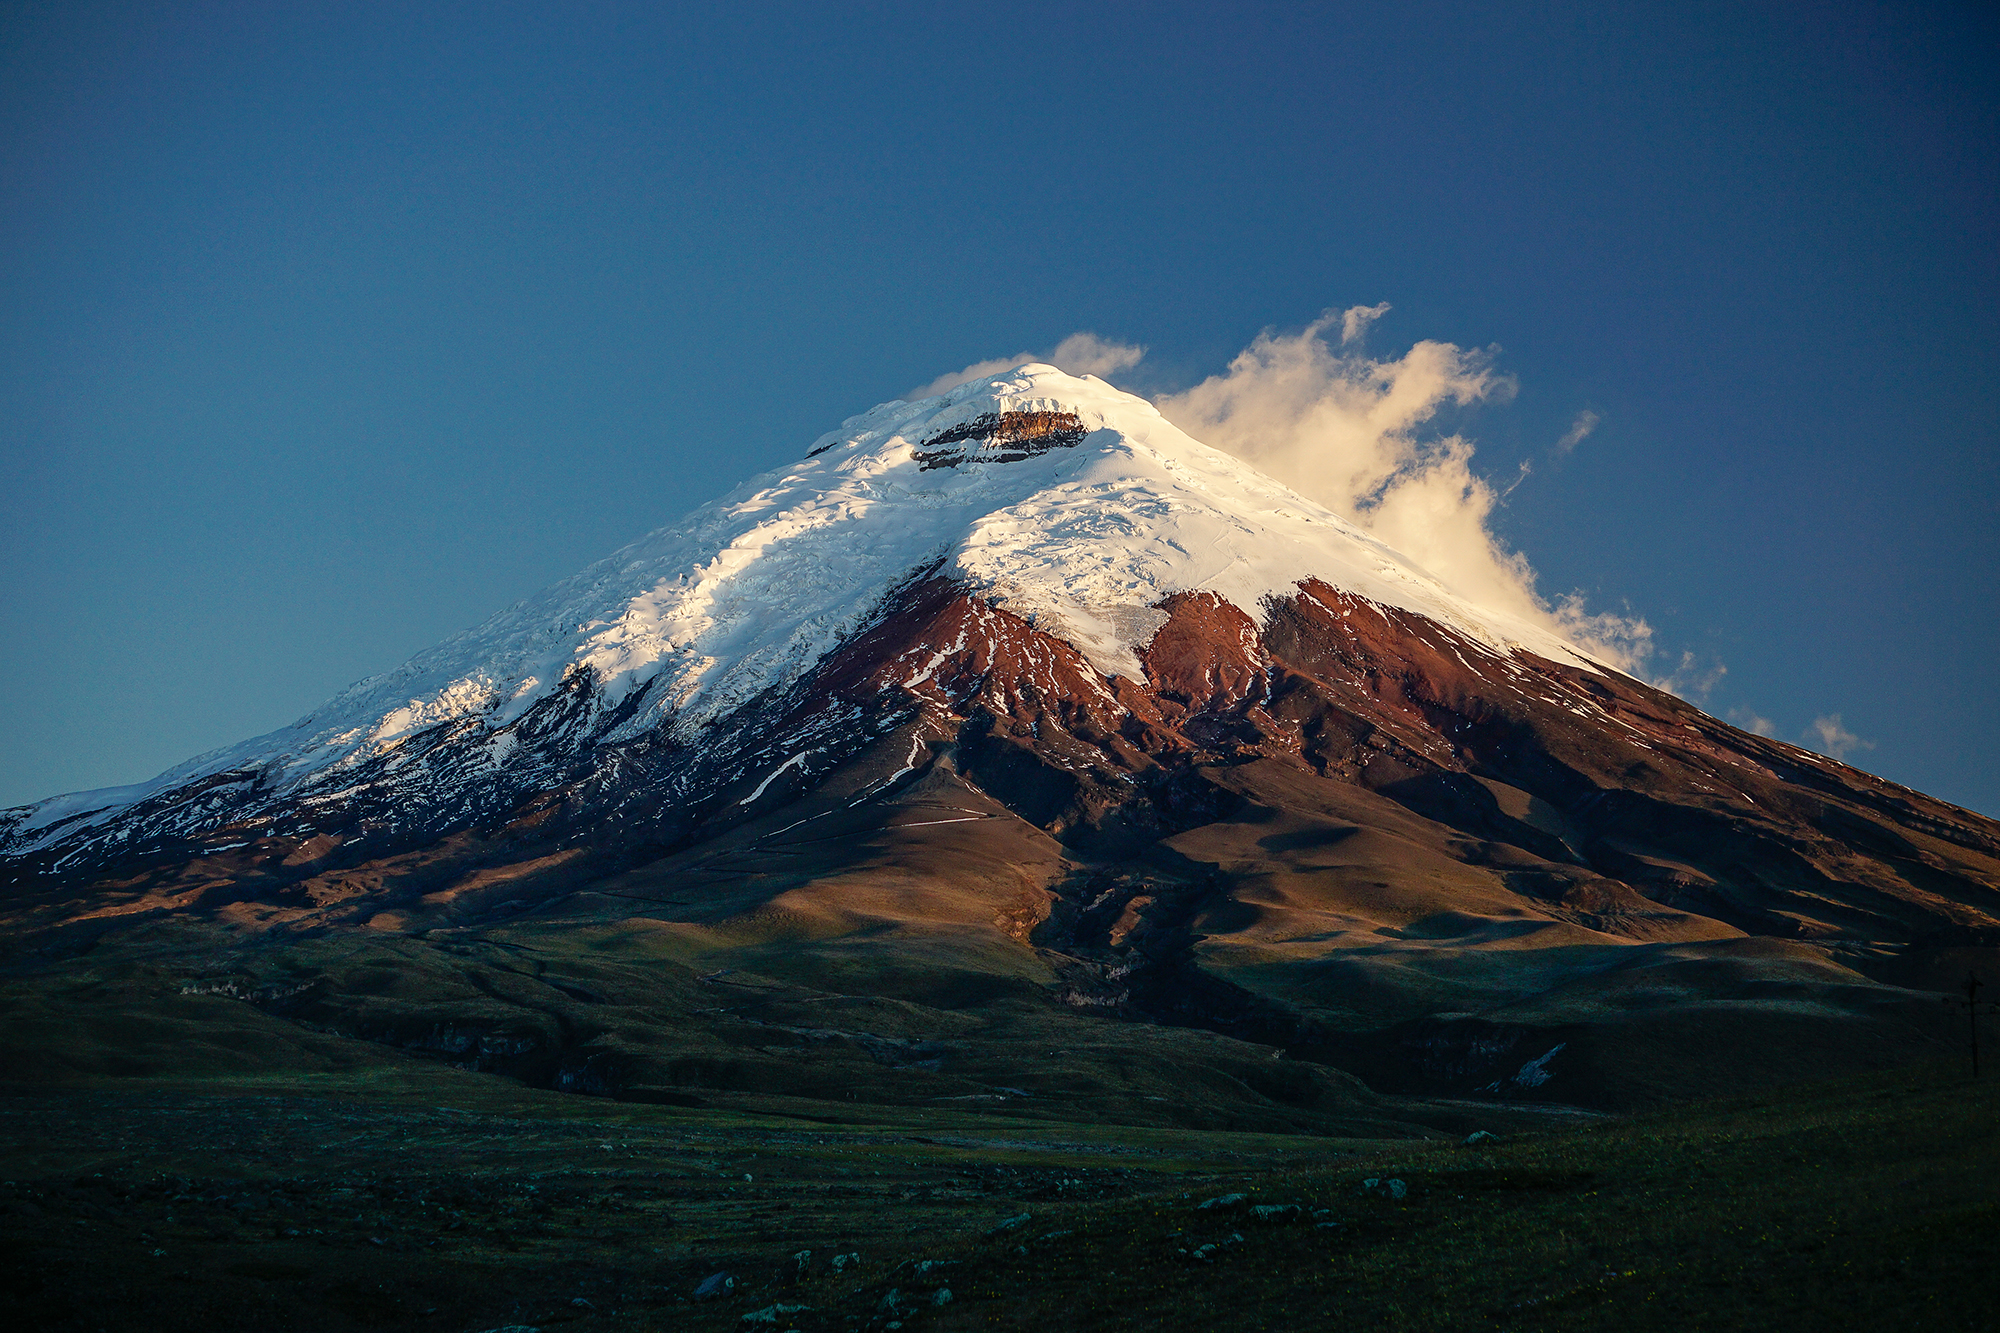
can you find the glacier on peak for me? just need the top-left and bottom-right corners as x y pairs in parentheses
(6, 363), (1610, 846)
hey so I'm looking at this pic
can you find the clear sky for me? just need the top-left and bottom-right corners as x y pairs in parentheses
(2, 1), (1995, 816)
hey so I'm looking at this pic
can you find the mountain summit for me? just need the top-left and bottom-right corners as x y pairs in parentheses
(3, 365), (1597, 866)
(4, 364), (1996, 1117)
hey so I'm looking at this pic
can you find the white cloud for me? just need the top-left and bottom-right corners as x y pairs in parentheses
(1341, 301), (1392, 345)
(1805, 714), (1874, 761)
(1553, 409), (1600, 456)
(907, 332), (1145, 401)
(1046, 332), (1147, 380)
(1728, 706), (1781, 737)
(1153, 307), (1654, 671)
(1655, 651), (1727, 700)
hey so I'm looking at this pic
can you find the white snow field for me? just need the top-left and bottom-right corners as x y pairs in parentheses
(6, 364), (1607, 849)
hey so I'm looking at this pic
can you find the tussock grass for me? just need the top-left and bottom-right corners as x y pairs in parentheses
(1, 1059), (1993, 1330)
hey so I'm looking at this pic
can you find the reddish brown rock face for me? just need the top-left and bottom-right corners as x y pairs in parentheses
(787, 575), (2000, 948)
(912, 410), (1091, 470)
(1141, 591), (1271, 714)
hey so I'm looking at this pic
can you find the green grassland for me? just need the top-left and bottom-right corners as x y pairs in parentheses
(2, 1057), (1994, 1332)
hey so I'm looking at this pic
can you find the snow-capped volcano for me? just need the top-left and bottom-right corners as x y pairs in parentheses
(4, 365), (1604, 861)
(8, 360), (1999, 1120)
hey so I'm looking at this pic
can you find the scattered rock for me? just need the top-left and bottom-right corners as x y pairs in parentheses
(830, 1251), (861, 1273)
(694, 1271), (735, 1302)
(1463, 1130), (1501, 1147)
(740, 1303), (812, 1326)
(1510, 1044), (1566, 1089)
(791, 1249), (812, 1277)
(1196, 1193), (1248, 1211)
(985, 1211), (1032, 1236)
(1250, 1204), (1302, 1223)
(1360, 1178), (1407, 1200)
(1184, 1231), (1246, 1264)
(911, 1259), (957, 1277)
(933, 1289), (954, 1306)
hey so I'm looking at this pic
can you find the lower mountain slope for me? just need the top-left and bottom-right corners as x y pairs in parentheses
(4, 574), (1993, 1121)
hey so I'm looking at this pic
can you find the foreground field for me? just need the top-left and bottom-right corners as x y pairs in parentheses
(1, 1058), (1993, 1332)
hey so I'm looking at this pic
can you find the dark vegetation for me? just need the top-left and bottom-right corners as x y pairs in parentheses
(2, 1059), (1993, 1331)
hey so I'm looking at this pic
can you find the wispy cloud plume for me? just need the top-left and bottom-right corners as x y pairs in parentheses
(1553, 410), (1601, 456)
(1727, 706), (1781, 737)
(1655, 652), (1726, 700)
(1806, 714), (1874, 761)
(908, 332), (1145, 400)
(1341, 302), (1392, 345)
(1153, 307), (1654, 670)
(1728, 706), (1878, 764)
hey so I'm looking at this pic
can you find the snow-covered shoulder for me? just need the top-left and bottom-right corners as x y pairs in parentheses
(8, 363), (1606, 842)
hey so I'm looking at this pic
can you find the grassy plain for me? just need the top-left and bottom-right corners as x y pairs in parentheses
(1, 1057), (1994, 1332)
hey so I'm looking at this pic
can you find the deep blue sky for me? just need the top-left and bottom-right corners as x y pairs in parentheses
(2, 1), (1995, 815)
